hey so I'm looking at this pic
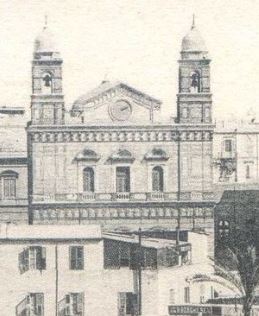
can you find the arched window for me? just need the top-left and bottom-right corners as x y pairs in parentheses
(218, 220), (230, 239)
(42, 72), (52, 94)
(0, 170), (18, 199)
(190, 71), (200, 93)
(152, 166), (164, 192)
(83, 167), (94, 192)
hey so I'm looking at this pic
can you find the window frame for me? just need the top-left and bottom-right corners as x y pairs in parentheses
(116, 166), (130, 193)
(152, 166), (164, 192)
(69, 246), (84, 270)
(18, 246), (46, 273)
(224, 139), (232, 153)
(83, 167), (95, 192)
(0, 170), (18, 200)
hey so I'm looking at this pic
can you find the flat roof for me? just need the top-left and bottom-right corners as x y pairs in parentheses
(103, 232), (190, 249)
(0, 224), (102, 240)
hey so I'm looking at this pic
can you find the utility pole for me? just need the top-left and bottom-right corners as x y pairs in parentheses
(138, 228), (142, 316)
(55, 245), (58, 316)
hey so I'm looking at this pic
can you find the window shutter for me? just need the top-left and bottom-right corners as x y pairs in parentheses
(70, 247), (76, 269)
(70, 246), (84, 270)
(77, 293), (84, 314)
(132, 294), (138, 315)
(77, 247), (84, 270)
(40, 247), (46, 270)
(65, 294), (70, 304)
(24, 248), (29, 272)
(104, 240), (120, 269)
(36, 247), (42, 270)
(18, 250), (25, 274)
(118, 292), (127, 316)
(19, 248), (29, 273)
(35, 293), (44, 316)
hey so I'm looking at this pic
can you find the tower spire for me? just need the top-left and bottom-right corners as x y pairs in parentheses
(191, 14), (195, 29)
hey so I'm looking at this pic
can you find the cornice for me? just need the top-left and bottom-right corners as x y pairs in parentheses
(28, 129), (213, 143)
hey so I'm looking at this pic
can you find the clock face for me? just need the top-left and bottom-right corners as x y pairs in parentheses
(109, 100), (132, 121)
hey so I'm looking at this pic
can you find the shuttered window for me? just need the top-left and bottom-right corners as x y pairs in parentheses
(16, 293), (44, 316)
(70, 246), (84, 270)
(59, 293), (84, 316)
(118, 292), (137, 316)
(30, 293), (44, 316)
(18, 246), (46, 273)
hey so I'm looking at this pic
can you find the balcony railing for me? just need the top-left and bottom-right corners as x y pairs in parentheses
(32, 191), (215, 204)
(16, 297), (28, 316)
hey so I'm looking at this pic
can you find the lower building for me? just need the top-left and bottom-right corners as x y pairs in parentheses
(0, 224), (237, 316)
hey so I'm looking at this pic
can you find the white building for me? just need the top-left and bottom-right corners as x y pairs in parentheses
(0, 224), (237, 316)
(214, 118), (259, 188)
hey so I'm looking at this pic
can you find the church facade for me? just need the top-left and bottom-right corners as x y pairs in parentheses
(27, 20), (215, 245)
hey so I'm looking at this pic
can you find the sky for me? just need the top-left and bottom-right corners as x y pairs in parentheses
(0, 0), (259, 120)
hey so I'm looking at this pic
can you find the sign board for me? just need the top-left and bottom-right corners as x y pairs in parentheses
(168, 305), (212, 315)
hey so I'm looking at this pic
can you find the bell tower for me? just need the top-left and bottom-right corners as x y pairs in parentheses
(31, 19), (64, 125)
(177, 16), (212, 124)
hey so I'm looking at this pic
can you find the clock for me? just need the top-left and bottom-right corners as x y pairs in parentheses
(109, 100), (132, 121)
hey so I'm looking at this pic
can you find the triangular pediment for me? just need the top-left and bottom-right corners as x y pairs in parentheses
(71, 80), (161, 116)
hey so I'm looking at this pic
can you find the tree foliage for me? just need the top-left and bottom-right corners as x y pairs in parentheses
(215, 228), (259, 316)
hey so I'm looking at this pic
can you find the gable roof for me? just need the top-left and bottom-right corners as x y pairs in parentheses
(71, 80), (161, 115)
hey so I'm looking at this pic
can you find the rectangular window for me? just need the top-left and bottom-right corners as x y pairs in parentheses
(116, 167), (130, 192)
(16, 293), (44, 316)
(3, 177), (16, 199)
(120, 243), (130, 267)
(59, 293), (84, 316)
(19, 246), (46, 273)
(30, 293), (44, 316)
(118, 292), (137, 316)
(225, 139), (232, 152)
(184, 287), (190, 303)
(70, 246), (84, 270)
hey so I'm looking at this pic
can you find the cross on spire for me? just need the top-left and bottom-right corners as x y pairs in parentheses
(191, 14), (196, 29)
(44, 14), (48, 28)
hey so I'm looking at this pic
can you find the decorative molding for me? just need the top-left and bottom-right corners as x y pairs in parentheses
(0, 170), (19, 178)
(109, 149), (135, 163)
(32, 205), (214, 221)
(144, 148), (169, 161)
(75, 149), (100, 162)
(30, 130), (213, 143)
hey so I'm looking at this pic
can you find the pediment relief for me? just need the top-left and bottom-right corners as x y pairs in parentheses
(71, 80), (161, 116)
(75, 148), (100, 162)
(109, 149), (135, 163)
(144, 148), (169, 161)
